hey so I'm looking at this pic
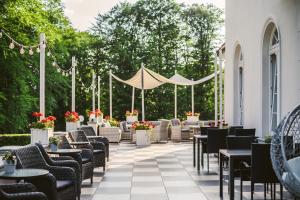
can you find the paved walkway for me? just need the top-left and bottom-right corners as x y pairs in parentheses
(80, 142), (290, 200)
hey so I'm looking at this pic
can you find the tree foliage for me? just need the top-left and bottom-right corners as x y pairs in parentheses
(0, 0), (223, 133)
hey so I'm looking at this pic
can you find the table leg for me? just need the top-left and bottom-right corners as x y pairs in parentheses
(193, 137), (196, 167)
(229, 157), (234, 200)
(201, 142), (204, 168)
(219, 153), (223, 198)
(197, 138), (200, 173)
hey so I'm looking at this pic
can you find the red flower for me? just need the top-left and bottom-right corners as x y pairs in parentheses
(32, 112), (43, 117)
(47, 116), (56, 121)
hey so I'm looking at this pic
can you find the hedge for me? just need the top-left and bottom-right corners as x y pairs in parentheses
(0, 134), (30, 147)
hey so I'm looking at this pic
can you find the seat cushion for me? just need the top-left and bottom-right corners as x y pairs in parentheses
(56, 180), (73, 191)
(93, 149), (104, 154)
(181, 129), (190, 132)
(82, 157), (92, 164)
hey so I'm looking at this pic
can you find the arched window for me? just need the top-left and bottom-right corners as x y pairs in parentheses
(262, 22), (280, 134)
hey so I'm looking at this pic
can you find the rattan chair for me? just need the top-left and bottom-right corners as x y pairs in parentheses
(170, 119), (190, 141)
(78, 125), (109, 161)
(69, 130), (106, 171)
(14, 145), (77, 200)
(58, 135), (94, 184)
(0, 183), (47, 200)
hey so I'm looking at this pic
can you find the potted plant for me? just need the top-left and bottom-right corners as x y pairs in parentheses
(2, 152), (16, 174)
(185, 111), (200, 122)
(94, 109), (103, 123)
(264, 135), (272, 143)
(109, 118), (120, 127)
(132, 121), (154, 146)
(65, 111), (80, 132)
(126, 110), (138, 123)
(49, 136), (60, 151)
(30, 112), (56, 145)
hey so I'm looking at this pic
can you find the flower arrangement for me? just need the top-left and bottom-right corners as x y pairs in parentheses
(132, 121), (155, 130)
(65, 111), (79, 122)
(125, 109), (139, 116)
(185, 111), (200, 116)
(87, 109), (103, 117)
(30, 112), (56, 129)
(49, 136), (60, 145)
(109, 118), (120, 127)
(2, 152), (15, 164)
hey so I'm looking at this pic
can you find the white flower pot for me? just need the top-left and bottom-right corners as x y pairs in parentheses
(187, 116), (199, 122)
(87, 122), (98, 135)
(50, 143), (58, 151)
(126, 115), (138, 123)
(97, 115), (103, 123)
(136, 130), (151, 147)
(66, 121), (80, 132)
(31, 128), (53, 146)
(3, 160), (16, 174)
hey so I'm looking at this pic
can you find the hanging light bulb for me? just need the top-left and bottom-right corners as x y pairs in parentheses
(36, 46), (40, 53)
(20, 46), (25, 54)
(9, 41), (15, 49)
(0, 30), (2, 38)
(52, 61), (56, 67)
(57, 68), (61, 73)
(29, 65), (32, 68)
(47, 51), (51, 57)
(76, 71), (79, 75)
(29, 47), (34, 55)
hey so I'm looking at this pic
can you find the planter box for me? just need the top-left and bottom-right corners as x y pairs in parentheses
(126, 115), (138, 123)
(66, 121), (80, 132)
(87, 122), (98, 135)
(30, 128), (53, 146)
(187, 116), (199, 122)
(136, 130), (151, 147)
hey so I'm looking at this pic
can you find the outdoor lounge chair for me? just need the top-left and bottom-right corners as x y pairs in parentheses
(78, 125), (109, 160)
(57, 135), (94, 184)
(14, 145), (77, 200)
(170, 119), (190, 141)
(98, 126), (122, 143)
(69, 130), (106, 170)
(0, 183), (48, 200)
(120, 121), (132, 140)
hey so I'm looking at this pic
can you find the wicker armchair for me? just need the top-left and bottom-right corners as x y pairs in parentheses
(120, 121), (132, 140)
(58, 135), (94, 184)
(78, 126), (109, 161)
(0, 183), (47, 200)
(69, 130), (106, 171)
(98, 127), (121, 143)
(35, 143), (81, 198)
(14, 145), (77, 200)
(170, 119), (190, 141)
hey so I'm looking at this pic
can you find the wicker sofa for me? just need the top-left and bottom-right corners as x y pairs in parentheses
(170, 119), (191, 141)
(99, 127), (121, 143)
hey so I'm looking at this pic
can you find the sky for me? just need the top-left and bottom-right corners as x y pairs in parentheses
(62, 0), (225, 31)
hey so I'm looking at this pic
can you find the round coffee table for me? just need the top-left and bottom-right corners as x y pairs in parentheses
(0, 168), (49, 180)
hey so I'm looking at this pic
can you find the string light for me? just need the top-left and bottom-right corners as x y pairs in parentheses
(52, 61), (56, 67)
(47, 51), (51, 57)
(36, 46), (40, 53)
(29, 47), (34, 55)
(9, 41), (14, 49)
(0, 31), (2, 38)
(20, 46), (25, 54)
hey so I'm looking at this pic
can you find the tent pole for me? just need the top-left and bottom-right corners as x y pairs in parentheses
(132, 87), (135, 113)
(214, 56), (218, 125)
(92, 71), (95, 112)
(98, 75), (100, 110)
(141, 64), (145, 121)
(192, 78), (194, 115)
(174, 70), (177, 119)
(109, 70), (112, 119)
(71, 56), (76, 112)
(39, 33), (45, 120)
(219, 53), (223, 128)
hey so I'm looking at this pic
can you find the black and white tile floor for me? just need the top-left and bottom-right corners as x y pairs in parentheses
(80, 142), (292, 200)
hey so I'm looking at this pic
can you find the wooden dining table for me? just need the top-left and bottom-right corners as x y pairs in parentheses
(219, 149), (251, 200)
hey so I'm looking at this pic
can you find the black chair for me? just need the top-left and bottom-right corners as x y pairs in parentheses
(206, 129), (227, 172)
(0, 183), (47, 200)
(58, 135), (94, 184)
(78, 125), (109, 161)
(228, 126), (243, 135)
(240, 143), (283, 200)
(235, 128), (256, 136)
(35, 143), (81, 198)
(69, 130), (106, 171)
(14, 145), (77, 200)
(227, 136), (254, 150)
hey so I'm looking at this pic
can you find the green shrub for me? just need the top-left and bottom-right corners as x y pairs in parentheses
(0, 134), (30, 147)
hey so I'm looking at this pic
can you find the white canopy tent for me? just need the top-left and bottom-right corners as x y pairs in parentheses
(109, 60), (222, 122)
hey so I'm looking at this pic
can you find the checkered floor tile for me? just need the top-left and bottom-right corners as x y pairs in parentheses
(80, 142), (293, 200)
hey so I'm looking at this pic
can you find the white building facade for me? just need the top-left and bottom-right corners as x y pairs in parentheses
(224, 0), (300, 137)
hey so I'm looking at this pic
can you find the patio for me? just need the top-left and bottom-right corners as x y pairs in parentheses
(79, 142), (291, 200)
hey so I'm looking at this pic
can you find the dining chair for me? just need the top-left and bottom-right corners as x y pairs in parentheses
(206, 129), (227, 172)
(240, 143), (283, 200)
(228, 126), (243, 135)
(0, 183), (47, 200)
(227, 136), (254, 149)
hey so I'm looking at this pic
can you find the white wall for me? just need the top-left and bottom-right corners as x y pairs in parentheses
(225, 0), (300, 137)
